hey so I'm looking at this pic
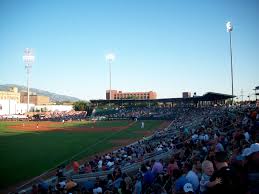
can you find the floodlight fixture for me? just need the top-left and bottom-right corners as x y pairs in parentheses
(106, 53), (115, 62)
(226, 21), (233, 32)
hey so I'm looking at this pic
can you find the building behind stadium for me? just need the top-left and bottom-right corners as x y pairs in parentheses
(106, 90), (157, 100)
(0, 87), (73, 115)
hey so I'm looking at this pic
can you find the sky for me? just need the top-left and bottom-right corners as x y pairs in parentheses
(0, 0), (258, 101)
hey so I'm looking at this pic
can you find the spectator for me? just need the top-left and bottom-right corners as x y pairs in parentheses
(73, 161), (79, 173)
(133, 173), (142, 194)
(172, 169), (189, 194)
(186, 160), (200, 193)
(65, 178), (77, 192)
(208, 151), (242, 194)
(152, 159), (164, 175)
(167, 157), (179, 177)
(243, 143), (259, 194)
(200, 160), (222, 194)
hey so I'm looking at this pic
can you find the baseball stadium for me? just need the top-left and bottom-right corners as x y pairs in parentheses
(1, 91), (259, 194)
(1, 1), (259, 194)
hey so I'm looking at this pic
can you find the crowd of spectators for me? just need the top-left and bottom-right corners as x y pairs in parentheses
(0, 111), (88, 122)
(93, 106), (200, 120)
(30, 111), (88, 121)
(24, 110), (87, 122)
(19, 105), (259, 194)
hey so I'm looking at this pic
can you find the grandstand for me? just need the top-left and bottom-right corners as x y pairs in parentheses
(9, 97), (258, 194)
(90, 92), (234, 106)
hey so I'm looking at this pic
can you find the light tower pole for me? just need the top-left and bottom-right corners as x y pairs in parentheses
(105, 53), (115, 100)
(23, 48), (35, 113)
(241, 89), (244, 102)
(226, 21), (234, 104)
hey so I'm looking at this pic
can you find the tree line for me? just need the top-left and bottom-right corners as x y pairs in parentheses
(73, 101), (93, 115)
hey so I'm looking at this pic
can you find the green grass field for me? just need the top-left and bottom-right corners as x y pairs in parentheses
(0, 120), (163, 189)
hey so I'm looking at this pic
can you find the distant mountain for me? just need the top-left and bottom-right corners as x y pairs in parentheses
(0, 84), (81, 102)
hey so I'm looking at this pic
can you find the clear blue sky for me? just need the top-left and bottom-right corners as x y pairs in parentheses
(0, 0), (258, 100)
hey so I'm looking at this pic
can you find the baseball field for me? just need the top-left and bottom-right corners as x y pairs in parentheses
(0, 120), (168, 190)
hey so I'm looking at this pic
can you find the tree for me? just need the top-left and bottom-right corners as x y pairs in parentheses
(73, 101), (93, 115)
(73, 101), (88, 111)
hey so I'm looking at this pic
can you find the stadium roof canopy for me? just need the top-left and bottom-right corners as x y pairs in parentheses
(195, 92), (234, 101)
(90, 92), (234, 104)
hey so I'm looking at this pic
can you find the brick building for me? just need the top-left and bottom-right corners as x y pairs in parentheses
(106, 90), (157, 100)
(20, 92), (50, 105)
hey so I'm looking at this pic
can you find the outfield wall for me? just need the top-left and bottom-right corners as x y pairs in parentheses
(0, 100), (34, 115)
(0, 100), (73, 115)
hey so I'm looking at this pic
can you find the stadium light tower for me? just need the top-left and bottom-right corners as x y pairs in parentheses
(226, 21), (234, 104)
(105, 53), (115, 100)
(23, 48), (35, 113)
